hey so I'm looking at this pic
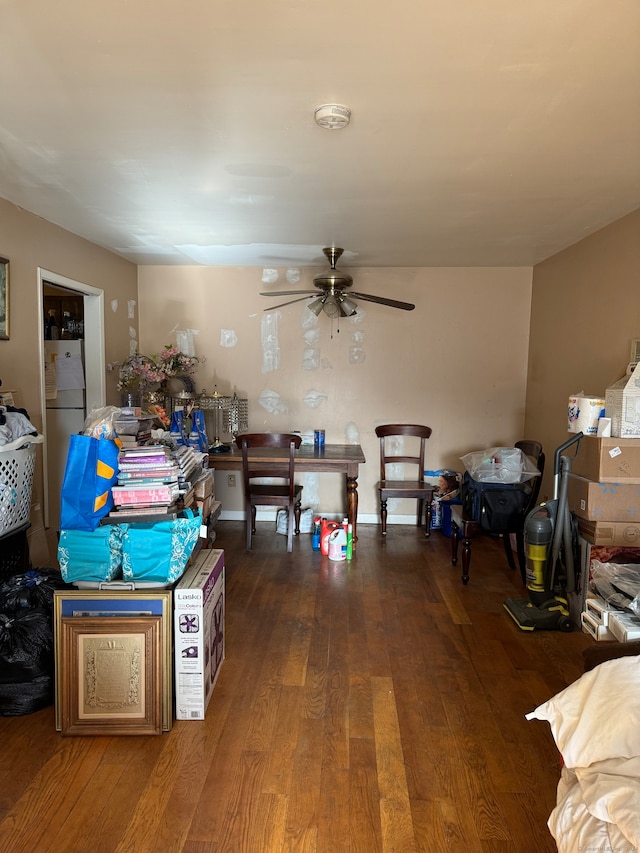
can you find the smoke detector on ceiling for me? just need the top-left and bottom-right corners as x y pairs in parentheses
(314, 104), (351, 129)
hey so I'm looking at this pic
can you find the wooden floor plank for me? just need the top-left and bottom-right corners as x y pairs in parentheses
(0, 521), (593, 851)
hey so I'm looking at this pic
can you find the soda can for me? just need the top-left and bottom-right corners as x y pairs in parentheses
(314, 429), (325, 448)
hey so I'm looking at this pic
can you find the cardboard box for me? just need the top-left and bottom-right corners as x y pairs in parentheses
(193, 469), (215, 500)
(570, 436), (640, 484)
(605, 363), (640, 438)
(578, 518), (640, 546)
(568, 473), (640, 521)
(608, 610), (640, 642)
(174, 549), (225, 720)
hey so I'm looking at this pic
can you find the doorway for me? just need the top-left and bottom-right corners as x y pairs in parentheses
(38, 270), (106, 530)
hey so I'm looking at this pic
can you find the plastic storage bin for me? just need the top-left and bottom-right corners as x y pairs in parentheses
(0, 442), (38, 538)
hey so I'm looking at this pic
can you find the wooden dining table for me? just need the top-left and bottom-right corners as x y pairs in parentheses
(208, 443), (367, 548)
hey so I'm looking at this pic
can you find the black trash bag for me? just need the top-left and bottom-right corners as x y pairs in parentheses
(0, 569), (70, 615)
(0, 609), (54, 685)
(0, 674), (53, 716)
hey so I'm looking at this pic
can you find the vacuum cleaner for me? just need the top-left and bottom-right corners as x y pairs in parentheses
(504, 432), (583, 632)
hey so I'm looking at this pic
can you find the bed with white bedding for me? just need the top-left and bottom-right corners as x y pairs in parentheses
(527, 653), (640, 852)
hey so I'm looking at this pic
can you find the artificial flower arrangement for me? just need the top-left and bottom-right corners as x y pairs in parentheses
(154, 345), (199, 378)
(117, 346), (201, 391)
(117, 353), (166, 391)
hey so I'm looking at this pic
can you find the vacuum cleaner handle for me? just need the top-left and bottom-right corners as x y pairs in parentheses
(553, 432), (584, 477)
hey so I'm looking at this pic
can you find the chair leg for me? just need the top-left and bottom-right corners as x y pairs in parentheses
(287, 507), (294, 553)
(294, 500), (301, 535)
(380, 497), (388, 535)
(450, 520), (470, 584)
(246, 502), (253, 551)
(503, 534), (517, 571)
(416, 498), (423, 527)
(251, 505), (257, 534)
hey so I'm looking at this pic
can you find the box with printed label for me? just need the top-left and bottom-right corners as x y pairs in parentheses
(608, 610), (640, 643)
(568, 473), (640, 521)
(577, 519), (640, 547)
(605, 362), (640, 438)
(581, 610), (615, 641)
(174, 549), (225, 720)
(570, 436), (640, 484)
(584, 595), (614, 626)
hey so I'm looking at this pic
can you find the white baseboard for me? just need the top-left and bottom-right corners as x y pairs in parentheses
(218, 509), (418, 526)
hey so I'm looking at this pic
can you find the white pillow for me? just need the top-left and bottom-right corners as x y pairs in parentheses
(576, 756), (640, 847)
(525, 655), (640, 769)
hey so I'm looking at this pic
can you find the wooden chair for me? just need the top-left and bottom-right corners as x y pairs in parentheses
(451, 439), (545, 584)
(375, 424), (434, 536)
(235, 433), (303, 552)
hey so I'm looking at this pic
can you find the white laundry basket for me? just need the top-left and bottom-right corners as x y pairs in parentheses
(0, 439), (41, 538)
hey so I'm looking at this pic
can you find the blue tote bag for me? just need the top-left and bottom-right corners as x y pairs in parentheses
(121, 509), (201, 585)
(59, 434), (120, 531)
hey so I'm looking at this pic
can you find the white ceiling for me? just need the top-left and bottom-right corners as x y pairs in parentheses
(1, 0), (639, 269)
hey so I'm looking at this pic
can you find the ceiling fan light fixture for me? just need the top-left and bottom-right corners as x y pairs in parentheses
(314, 104), (351, 130)
(307, 296), (324, 316)
(322, 295), (340, 318)
(339, 295), (358, 316)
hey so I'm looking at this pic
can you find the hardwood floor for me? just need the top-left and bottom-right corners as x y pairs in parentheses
(0, 521), (593, 852)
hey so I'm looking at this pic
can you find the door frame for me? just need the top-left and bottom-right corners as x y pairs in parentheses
(38, 269), (106, 528)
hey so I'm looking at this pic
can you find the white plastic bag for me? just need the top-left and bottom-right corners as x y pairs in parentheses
(276, 507), (313, 534)
(460, 447), (540, 484)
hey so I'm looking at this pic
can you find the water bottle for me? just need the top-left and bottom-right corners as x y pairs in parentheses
(312, 516), (321, 551)
(431, 498), (442, 530)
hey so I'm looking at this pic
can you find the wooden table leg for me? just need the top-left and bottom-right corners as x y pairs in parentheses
(347, 475), (358, 550)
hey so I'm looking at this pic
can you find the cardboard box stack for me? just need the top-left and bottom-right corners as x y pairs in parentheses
(569, 432), (640, 640)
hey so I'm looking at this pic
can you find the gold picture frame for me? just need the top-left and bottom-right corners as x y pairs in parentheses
(53, 590), (173, 732)
(0, 257), (9, 340)
(60, 616), (163, 736)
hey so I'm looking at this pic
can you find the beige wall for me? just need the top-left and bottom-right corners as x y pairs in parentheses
(525, 209), (640, 501)
(5, 186), (636, 532)
(0, 196), (138, 540)
(138, 265), (533, 520)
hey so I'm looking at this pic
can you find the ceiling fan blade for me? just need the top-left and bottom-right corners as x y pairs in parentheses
(262, 295), (314, 310)
(259, 289), (317, 297)
(350, 292), (416, 311)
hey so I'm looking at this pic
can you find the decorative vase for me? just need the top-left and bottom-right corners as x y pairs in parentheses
(120, 391), (142, 408)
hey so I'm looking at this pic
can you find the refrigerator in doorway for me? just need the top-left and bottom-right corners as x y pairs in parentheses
(44, 340), (86, 530)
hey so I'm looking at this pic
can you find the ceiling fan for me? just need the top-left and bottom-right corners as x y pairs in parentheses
(260, 247), (415, 318)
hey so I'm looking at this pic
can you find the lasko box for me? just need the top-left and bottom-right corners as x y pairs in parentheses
(174, 549), (225, 720)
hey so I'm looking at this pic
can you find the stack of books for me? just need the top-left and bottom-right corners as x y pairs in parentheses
(109, 445), (181, 519)
(173, 445), (204, 487)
